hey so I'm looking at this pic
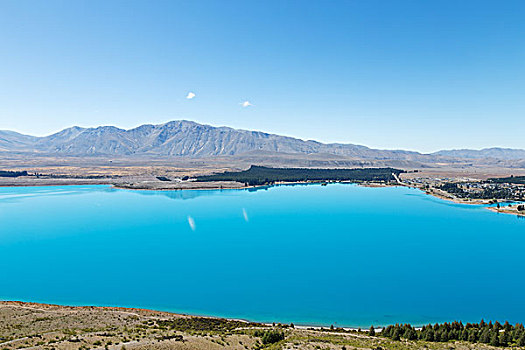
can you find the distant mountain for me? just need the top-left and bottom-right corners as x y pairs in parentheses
(0, 121), (427, 160)
(0, 130), (38, 152)
(433, 148), (525, 160)
(0, 121), (523, 163)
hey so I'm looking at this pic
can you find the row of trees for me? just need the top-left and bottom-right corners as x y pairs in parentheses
(0, 170), (28, 177)
(196, 165), (404, 186)
(489, 175), (525, 185)
(379, 320), (525, 347)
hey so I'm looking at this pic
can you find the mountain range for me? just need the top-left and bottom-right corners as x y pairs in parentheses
(1, 120), (524, 164)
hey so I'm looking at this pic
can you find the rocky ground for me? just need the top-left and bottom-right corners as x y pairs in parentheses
(0, 302), (520, 350)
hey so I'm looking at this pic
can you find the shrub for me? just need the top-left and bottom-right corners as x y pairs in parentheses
(260, 330), (285, 344)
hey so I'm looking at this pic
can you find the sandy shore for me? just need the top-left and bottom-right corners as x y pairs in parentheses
(406, 185), (525, 217)
(486, 205), (525, 217)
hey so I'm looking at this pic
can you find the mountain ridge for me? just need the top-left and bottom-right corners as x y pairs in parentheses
(0, 120), (523, 161)
(432, 147), (525, 160)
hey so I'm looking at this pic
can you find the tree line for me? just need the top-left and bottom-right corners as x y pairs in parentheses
(196, 165), (404, 186)
(0, 170), (28, 177)
(379, 320), (525, 347)
(489, 176), (525, 185)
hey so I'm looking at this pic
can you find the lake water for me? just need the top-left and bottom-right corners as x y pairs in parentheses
(0, 184), (524, 327)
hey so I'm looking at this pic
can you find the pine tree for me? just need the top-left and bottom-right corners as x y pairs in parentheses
(439, 330), (449, 342)
(392, 328), (401, 341)
(518, 335), (525, 346)
(490, 331), (500, 346)
(404, 329), (417, 340)
(468, 330), (478, 343)
(499, 331), (509, 346)
(424, 329), (434, 342)
(480, 329), (490, 343)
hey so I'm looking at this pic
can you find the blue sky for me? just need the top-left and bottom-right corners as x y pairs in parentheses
(0, 0), (524, 152)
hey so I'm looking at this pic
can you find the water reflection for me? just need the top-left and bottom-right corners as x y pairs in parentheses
(117, 181), (359, 201)
(0, 185), (116, 204)
(124, 184), (274, 201)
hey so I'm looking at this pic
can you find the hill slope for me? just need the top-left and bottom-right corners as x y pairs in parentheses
(0, 121), (426, 160)
(0, 121), (523, 163)
(433, 148), (525, 160)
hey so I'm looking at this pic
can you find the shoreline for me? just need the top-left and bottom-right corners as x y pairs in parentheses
(391, 178), (525, 217)
(103, 180), (525, 218)
(415, 185), (525, 217)
(0, 300), (369, 331)
(0, 300), (427, 332)
(3, 300), (482, 350)
(1, 177), (524, 216)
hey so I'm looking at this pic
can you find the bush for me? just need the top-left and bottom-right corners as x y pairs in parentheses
(260, 330), (285, 344)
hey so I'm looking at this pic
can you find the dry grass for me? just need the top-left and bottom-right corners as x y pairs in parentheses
(0, 302), (520, 350)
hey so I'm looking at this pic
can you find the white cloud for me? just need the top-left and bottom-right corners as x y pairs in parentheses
(241, 100), (253, 107)
(186, 92), (196, 99)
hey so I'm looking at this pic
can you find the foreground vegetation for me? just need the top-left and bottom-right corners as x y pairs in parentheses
(196, 166), (404, 186)
(2, 301), (525, 350)
(381, 321), (525, 346)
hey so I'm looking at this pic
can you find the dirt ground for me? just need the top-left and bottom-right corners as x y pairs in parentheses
(0, 301), (520, 350)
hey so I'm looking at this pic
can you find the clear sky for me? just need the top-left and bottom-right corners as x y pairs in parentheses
(1, 0), (524, 153)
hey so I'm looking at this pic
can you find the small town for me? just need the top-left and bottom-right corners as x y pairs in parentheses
(402, 176), (525, 215)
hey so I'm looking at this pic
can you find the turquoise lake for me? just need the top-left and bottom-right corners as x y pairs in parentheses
(1, 184), (524, 327)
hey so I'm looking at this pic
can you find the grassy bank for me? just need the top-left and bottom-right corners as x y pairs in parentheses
(1, 301), (524, 350)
